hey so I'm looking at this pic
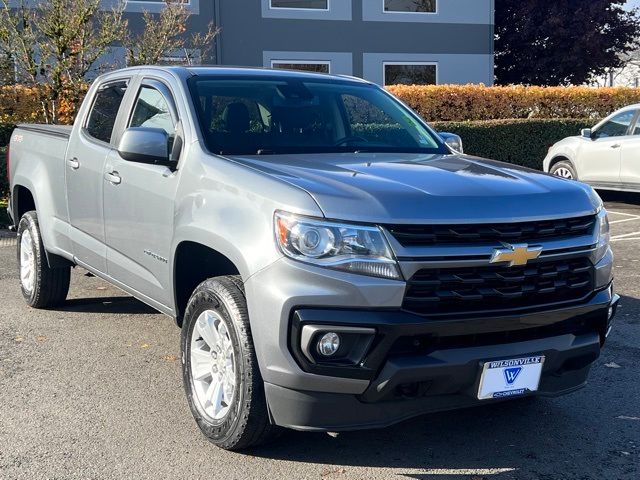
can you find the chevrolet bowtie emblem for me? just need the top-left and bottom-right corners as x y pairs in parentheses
(490, 243), (543, 267)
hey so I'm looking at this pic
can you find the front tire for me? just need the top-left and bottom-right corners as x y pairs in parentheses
(17, 211), (70, 308)
(181, 276), (277, 450)
(550, 160), (577, 180)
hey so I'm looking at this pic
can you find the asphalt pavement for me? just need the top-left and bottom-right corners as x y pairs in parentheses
(0, 192), (639, 480)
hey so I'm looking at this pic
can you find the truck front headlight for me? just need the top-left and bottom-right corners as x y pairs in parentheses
(594, 208), (610, 264)
(274, 212), (402, 280)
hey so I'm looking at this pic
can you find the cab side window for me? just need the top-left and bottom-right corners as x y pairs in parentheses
(85, 81), (128, 143)
(594, 110), (636, 139)
(129, 86), (175, 135)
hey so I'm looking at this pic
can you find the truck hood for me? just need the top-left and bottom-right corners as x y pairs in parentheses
(228, 152), (600, 223)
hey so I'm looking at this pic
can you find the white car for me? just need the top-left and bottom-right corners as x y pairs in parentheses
(543, 104), (640, 192)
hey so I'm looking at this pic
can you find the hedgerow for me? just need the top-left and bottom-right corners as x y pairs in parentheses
(388, 84), (640, 121)
(431, 118), (593, 170)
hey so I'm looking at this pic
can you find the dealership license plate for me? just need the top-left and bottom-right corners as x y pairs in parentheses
(477, 356), (545, 400)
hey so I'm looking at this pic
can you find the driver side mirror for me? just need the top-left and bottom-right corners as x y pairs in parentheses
(118, 127), (173, 167)
(439, 132), (464, 153)
(581, 128), (593, 139)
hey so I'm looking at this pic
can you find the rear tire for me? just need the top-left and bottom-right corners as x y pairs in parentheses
(550, 160), (577, 180)
(181, 275), (278, 450)
(17, 211), (70, 308)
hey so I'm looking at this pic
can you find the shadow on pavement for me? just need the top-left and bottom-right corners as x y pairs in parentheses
(59, 296), (157, 315)
(599, 190), (640, 206)
(616, 294), (640, 321)
(249, 397), (567, 476)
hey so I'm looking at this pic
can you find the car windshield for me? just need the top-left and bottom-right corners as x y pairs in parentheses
(188, 75), (446, 156)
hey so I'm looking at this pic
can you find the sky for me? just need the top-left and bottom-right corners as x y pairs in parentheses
(626, 0), (640, 10)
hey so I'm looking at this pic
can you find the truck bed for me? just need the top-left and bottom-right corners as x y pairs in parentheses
(16, 124), (72, 139)
(9, 124), (72, 248)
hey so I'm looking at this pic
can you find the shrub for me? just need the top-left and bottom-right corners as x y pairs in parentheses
(0, 84), (85, 125)
(431, 118), (593, 170)
(0, 123), (15, 146)
(388, 84), (640, 122)
(1, 123), (16, 199)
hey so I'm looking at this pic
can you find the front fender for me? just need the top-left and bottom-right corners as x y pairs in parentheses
(169, 146), (324, 313)
(544, 140), (581, 172)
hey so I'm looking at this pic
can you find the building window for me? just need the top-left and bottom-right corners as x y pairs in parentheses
(271, 60), (330, 73)
(128, 0), (190, 3)
(384, 62), (437, 85)
(384, 0), (436, 13)
(270, 0), (329, 10)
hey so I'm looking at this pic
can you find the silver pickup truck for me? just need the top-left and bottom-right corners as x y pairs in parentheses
(7, 66), (619, 450)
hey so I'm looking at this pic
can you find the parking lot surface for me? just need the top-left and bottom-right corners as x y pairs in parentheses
(1, 193), (639, 480)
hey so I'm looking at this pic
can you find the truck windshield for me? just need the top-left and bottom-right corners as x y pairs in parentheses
(188, 76), (447, 155)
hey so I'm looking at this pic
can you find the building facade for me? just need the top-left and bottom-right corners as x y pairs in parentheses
(117, 0), (494, 86)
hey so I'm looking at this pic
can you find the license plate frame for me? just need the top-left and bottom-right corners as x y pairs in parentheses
(477, 355), (545, 400)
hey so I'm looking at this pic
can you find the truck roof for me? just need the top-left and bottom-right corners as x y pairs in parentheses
(106, 65), (371, 85)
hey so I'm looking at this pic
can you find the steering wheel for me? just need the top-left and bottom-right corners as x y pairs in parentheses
(333, 135), (369, 146)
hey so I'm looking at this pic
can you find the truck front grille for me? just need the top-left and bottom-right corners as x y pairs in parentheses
(403, 257), (594, 316)
(386, 215), (596, 247)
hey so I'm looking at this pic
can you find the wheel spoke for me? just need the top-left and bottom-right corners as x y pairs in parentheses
(191, 347), (213, 381)
(19, 230), (35, 293)
(224, 370), (236, 388)
(209, 380), (225, 417)
(196, 313), (219, 349)
(217, 321), (229, 344)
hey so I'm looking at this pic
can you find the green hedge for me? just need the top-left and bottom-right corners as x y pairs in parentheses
(432, 118), (593, 170)
(1, 124), (16, 199)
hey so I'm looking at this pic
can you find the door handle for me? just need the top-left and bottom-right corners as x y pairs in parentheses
(611, 144), (621, 149)
(67, 157), (80, 169)
(104, 171), (121, 185)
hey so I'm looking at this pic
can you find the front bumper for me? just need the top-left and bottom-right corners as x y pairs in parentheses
(266, 331), (602, 431)
(265, 283), (618, 431)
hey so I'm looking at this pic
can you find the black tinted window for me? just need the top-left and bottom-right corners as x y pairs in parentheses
(384, 64), (437, 86)
(86, 81), (128, 143)
(385, 0), (436, 13)
(271, 0), (327, 8)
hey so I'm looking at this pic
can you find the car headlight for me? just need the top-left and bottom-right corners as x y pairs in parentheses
(274, 212), (402, 280)
(594, 207), (610, 264)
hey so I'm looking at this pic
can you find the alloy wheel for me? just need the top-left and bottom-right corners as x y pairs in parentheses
(190, 309), (237, 422)
(554, 167), (574, 179)
(20, 230), (35, 293)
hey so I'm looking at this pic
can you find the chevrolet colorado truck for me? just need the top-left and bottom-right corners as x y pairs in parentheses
(7, 66), (619, 450)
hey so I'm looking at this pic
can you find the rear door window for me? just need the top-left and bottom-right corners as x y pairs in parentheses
(85, 81), (128, 143)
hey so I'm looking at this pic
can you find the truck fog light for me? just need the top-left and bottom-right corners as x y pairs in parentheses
(608, 306), (613, 320)
(317, 332), (340, 356)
